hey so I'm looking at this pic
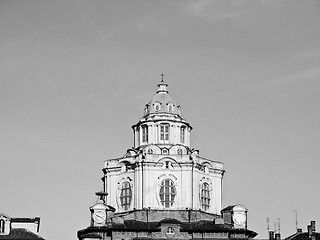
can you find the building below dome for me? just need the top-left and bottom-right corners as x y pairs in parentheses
(77, 75), (257, 240)
(0, 213), (44, 240)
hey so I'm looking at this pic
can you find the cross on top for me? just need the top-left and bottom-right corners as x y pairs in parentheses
(161, 73), (164, 82)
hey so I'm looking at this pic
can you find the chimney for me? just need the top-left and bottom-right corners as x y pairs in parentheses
(308, 225), (312, 237)
(269, 231), (275, 240)
(310, 221), (316, 240)
(311, 221), (316, 233)
(275, 233), (281, 240)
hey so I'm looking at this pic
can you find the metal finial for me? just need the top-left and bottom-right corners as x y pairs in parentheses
(161, 73), (164, 82)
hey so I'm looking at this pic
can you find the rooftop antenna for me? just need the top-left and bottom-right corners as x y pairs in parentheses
(161, 73), (164, 82)
(274, 221), (277, 233)
(293, 210), (299, 231)
(267, 217), (270, 232)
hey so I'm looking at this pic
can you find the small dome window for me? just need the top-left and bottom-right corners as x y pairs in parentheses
(147, 149), (153, 154)
(167, 103), (174, 112)
(162, 148), (169, 154)
(154, 102), (161, 111)
(177, 149), (182, 155)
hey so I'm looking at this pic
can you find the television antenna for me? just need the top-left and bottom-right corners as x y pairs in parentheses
(293, 210), (299, 230)
(277, 218), (281, 233)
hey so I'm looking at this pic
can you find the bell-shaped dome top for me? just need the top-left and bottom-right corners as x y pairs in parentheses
(143, 74), (181, 117)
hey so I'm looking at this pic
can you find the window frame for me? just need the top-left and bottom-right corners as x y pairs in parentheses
(142, 125), (148, 143)
(160, 123), (170, 141)
(180, 126), (186, 143)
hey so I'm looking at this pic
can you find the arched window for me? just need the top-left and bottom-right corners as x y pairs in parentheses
(159, 179), (176, 208)
(201, 183), (210, 211)
(180, 126), (186, 143)
(142, 125), (148, 143)
(160, 124), (170, 141)
(120, 181), (132, 211)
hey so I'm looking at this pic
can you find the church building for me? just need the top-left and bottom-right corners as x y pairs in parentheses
(77, 76), (257, 240)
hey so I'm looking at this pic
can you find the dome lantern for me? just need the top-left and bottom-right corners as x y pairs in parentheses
(157, 73), (169, 94)
(143, 74), (180, 117)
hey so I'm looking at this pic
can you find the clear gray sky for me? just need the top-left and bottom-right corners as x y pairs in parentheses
(0, 1), (319, 240)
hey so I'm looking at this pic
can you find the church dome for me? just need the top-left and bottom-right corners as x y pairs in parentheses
(143, 75), (181, 117)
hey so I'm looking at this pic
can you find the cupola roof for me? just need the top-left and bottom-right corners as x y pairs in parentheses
(143, 74), (181, 117)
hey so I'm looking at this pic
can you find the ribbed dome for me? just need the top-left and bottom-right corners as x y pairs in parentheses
(143, 78), (181, 117)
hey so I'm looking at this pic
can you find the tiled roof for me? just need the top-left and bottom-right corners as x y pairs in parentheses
(112, 220), (159, 230)
(285, 232), (320, 240)
(0, 229), (45, 240)
(221, 205), (236, 212)
(80, 233), (102, 239)
(158, 218), (182, 225)
(11, 218), (40, 223)
(116, 219), (235, 231)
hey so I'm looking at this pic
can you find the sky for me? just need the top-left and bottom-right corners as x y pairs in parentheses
(0, 1), (319, 240)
